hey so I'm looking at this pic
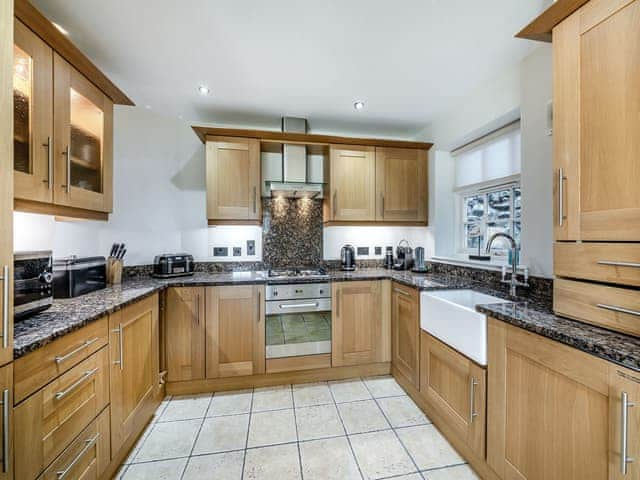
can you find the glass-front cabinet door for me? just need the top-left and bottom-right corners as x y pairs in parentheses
(53, 53), (113, 213)
(13, 20), (53, 204)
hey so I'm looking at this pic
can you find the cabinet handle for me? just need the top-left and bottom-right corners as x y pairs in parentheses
(56, 432), (100, 480)
(257, 290), (261, 323)
(393, 288), (410, 296)
(195, 294), (200, 324)
(54, 367), (99, 400)
(43, 136), (53, 188)
(621, 391), (636, 475)
(61, 145), (71, 192)
(469, 377), (478, 423)
(381, 193), (385, 217)
(55, 337), (99, 364)
(0, 266), (7, 349)
(597, 260), (640, 269)
(253, 187), (257, 214)
(333, 191), (337, 217)
(597, 304), (640, 318)
(558, 168), (566, 227)
(0, 389), (8, 473)
(112, 325), (124, 370)
(279, 302), (319, 309)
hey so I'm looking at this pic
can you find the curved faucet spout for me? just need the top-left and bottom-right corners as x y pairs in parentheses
(485, 232), (516, 254)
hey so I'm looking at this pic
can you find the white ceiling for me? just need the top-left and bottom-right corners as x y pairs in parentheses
(33, 0), (547, 139)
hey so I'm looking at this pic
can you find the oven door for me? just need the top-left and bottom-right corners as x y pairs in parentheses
(265, 297), (332, 359)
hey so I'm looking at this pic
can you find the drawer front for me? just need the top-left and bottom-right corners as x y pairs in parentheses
(15, 317), (109, 403)
(554, 278), (640, 336)
(15, 347), (109, 480)
(555, 243), (640, 287)
(39, 406), (110, 480)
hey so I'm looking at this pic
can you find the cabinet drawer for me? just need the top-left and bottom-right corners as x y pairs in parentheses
(15, 347), (109, 480)
(38, 406), (110, 480)
(555, 243), (640, 287)
(554, 278), (640, 337)
(15, 317), (109, 403)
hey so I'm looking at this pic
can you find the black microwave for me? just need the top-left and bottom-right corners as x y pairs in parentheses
(14, 251), (53, 320)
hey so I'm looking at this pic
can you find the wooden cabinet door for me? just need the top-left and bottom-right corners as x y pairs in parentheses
(376, 147), (428, 223)
(487, 318), (610, 480)
(0, 364), (13, 480)
(13, 19), (53, 204)
(53, 53), (113, 214)
(332, 281), (385, 366)
(420, 332), (486, 457)
(609, 366), (640, 480)
(0, 0), (14, 368)
(166, 287), (205, 382)
(391, 283), (419, 387)
(329, 145), (376, 221)
(110, 295), (159, 454)
(206, 285), (265, 378)
(206, 137), (261, 223)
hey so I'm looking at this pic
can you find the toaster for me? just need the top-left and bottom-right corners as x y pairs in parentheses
(53, 256), (107, 299)
(152, 253), (194, 278)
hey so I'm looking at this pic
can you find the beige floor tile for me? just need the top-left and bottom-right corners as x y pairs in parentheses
(389, 475), (424, 480)
(192, 414), (249, 455)
(293, 382), (333, 407)
(349, 430), (416, 479)
(363, 375), (406, 398)
(247, 409), (297, 447)
(377, 396), (429, 428)
(159, 394), (211, 422)
(295, 404), (345, 441)
(122, 458), (187, 480)
(338, 400), (390, 434)
(300, 436), (361, 480)
(182, 451), (244, 480)
(134, 420), (201, 462)
(243, 443), (302, 480)
(397, 424), (464, 470)
(329, 379), (372, 403)
(423, 464), (478, 480)
(208, 389), (253, 416)
(123, 421), (154, 464)
(252, 385), (293, 412)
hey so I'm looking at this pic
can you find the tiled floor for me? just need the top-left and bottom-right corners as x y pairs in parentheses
(116, 376), (479, 480)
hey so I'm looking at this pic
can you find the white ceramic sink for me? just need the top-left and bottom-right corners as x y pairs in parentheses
(420, 290), (512, 366)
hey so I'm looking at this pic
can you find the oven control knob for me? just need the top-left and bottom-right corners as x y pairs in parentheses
(39, 272), (53, 284)
(295, 289), (303, 294)
(319, 290), (324, 295)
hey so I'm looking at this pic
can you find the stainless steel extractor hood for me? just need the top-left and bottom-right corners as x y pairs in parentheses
(267, 117), (323, 199)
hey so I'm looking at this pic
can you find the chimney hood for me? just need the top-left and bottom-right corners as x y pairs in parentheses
(267, 117), (324, 199)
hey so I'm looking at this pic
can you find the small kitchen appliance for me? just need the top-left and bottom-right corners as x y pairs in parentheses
(53, 256), (107, 299)
(340, 244), (356, 271)
(393, 240), (414, 270)
(412, 246), (428, 273)
(14, 251), (53, 319)
(152, 253), (194, 278)
(384, 247), (394, 269)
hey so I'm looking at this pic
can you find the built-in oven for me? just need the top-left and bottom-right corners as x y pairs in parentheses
(265, 282), (331, 359)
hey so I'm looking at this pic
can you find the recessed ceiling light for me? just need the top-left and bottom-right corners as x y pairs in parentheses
(52, 22), (68, 35)
(145, 105), (152, 110)
(354, 101), (365, 111)
(198, 85), (210, 96)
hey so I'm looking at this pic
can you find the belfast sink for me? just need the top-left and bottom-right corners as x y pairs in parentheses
(420, 289), (512, 366)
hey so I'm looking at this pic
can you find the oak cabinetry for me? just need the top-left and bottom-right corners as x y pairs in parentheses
(420, 331), (486, 458)
(609, 367), (640, 479)
(0, 364), (12, 480)
(109, 295), (160, 455)
(391, 283), (420, 387)
(166, 287), (205, 382)
(206, 137), (261, 224)
(206, 285), (265, 378)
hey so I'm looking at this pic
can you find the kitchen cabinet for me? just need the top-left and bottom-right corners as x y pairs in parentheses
(609, 366), (640, 479)
(206, 136), (261, 224)
(166, 287), (206, 382)
(332, 281), (389, 367)
(110, 295), (159, 455)
(0, 364), (12, 480)
(420, 331), (486, 458)
(205, 285), (265, 378)
(327, 145), (376, 222)
(391, 282), (420, 387)
(376, 147), (428, 223)
(553, 0), (640, 241)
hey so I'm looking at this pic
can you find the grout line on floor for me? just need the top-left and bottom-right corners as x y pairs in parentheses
(178, 393), (214, 480)
(240, 388), (255, 480)
(290, 384), (305, 480)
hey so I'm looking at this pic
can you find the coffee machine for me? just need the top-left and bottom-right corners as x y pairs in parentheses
(393, 240), (414, 270)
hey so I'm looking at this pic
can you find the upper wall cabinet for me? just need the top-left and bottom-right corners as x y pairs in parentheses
(553, 0), (640, 241)
(206, 136), (261, 225)
(328, 145), (376, 222)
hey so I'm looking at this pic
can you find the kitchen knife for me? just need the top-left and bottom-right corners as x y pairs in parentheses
(109, 243), (118, 257)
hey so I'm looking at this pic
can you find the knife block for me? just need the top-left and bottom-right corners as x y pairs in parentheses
(107, 258), (123, 285)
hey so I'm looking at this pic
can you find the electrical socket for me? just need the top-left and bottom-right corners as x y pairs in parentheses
(374, 246), (382, 255)
(247, 240), (255, 256)
(357, 246), (369, 256)
(233, 247), (242, 256)
(213, 247), (228, 257)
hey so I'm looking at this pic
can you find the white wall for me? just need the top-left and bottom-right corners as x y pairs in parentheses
(323, 227), (433, 260)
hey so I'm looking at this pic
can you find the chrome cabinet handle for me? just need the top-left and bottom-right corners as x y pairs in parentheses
(61, 145), (71, 192)
(55, 338), (99, 364)
(56, 432), (100, 480)
(43, 136), (53, 188)
(381, 193), (385, 218)
(257, 290), (261, 323)
(393, 288), (410, 296)
(336, 289), (341, 317)
(112, 325), (124, 370)
(195, 294), (200, 324)
(469, 377), (478, 423)
(621, 391), (636, 475)
(279, 302), (319, 309)
(597, 260), (640, 269)
(558, 167), (566, 227)
(0, 266), (7, 349)
(597, 304), (640, 318)
(1, 389), (8, 473)
(55, 367), (99, 400)
(333, 191), (337, 217)
(253, 187), (257, 213)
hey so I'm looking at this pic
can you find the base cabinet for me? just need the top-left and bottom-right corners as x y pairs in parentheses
(391, 283), (420, 387)
(609, 367), (640, 480)
(0, 364), (11, 480)
(420, 331), (486, 458)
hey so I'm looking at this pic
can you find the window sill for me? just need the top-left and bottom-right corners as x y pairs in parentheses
(430, 255), (528, 274)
